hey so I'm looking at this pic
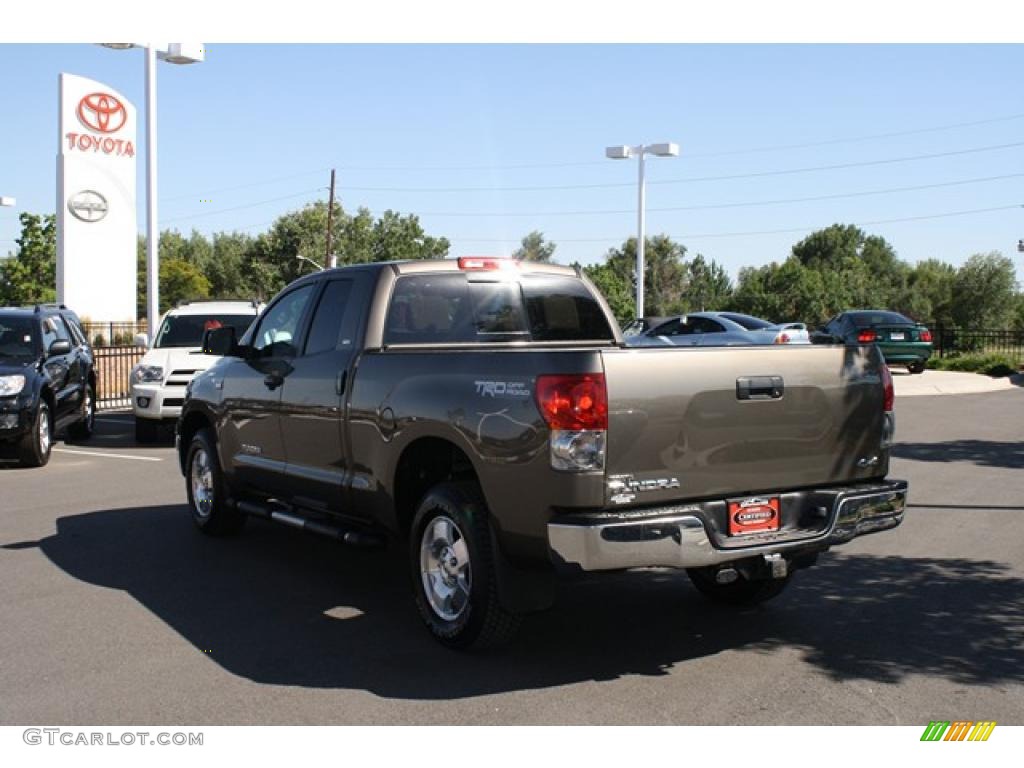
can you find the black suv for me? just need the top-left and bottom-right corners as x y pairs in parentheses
(0, 305), (96, 467)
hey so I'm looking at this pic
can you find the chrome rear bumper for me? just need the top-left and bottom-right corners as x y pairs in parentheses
(548, 480), (907, 571)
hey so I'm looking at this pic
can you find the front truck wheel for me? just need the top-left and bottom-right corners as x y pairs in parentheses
(686, 566), (792, 607)
(185, 428), (245, 536)
(410, 481), (521, 649)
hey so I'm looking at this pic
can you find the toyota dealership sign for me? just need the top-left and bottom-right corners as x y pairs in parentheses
(57, 73), (137, 322)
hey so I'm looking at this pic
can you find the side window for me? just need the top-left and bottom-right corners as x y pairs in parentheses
(385, 275), (473, 345)
(251, 284), (316, 357)
(41, 315), (69, 352)
(304, 279), (355, 356)
(652, 319), (682, 336)
(63, 315), (87, 346)
(690, 317), (725, 334)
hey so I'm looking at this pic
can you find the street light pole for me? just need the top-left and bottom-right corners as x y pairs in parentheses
(606, 142), (679, 319)
(636, 149), (646, 319)
(144, 45), (159, 339)
(99, 43), (204, 340)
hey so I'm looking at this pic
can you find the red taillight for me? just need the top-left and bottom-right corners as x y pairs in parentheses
(880, 364), (894, 411)
(857, 330), (877, 343)
(920, 328), (933, 343)
(457, 256), (517, 271)
(535, 374), (608, 431)
(773, 332), (790, 344)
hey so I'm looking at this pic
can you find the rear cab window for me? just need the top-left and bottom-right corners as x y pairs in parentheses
(384, 273), (614, 345)
(850, 311), (914, 327)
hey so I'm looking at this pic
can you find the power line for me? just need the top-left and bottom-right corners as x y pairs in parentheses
(442, 204), (1023, 243)
(162, 188), (325, 224)
(401, 173), (1024, 217)
(324, 112), (1024, 171)
(330, 141), (1024, 193)
(166, 170), (1023, 226)
(154, 113), (1024, 199)
(162, 169), (329, 203)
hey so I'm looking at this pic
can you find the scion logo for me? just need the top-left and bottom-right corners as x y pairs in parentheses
(67, 190), (109, 223)
(77, 92), (127, 133)
(920, 721), (996, 742)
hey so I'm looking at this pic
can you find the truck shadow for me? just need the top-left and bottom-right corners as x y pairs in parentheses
(891, 440), (1024, 469)
(11, 503), (1024, 699)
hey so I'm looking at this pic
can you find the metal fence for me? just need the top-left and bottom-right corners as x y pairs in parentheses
(81, 322), (148, 410)
(81, 321), (146, 348)
(93, 345), (146, 410)
(926, 325), (1024, 359)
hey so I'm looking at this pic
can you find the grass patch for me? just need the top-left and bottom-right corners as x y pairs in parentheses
(927, 352), (1022, 378)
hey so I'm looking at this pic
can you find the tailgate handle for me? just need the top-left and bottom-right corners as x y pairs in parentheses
(737, 376), (784, 401)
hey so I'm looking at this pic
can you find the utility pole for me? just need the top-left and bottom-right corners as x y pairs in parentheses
(325, 168), (336, 269)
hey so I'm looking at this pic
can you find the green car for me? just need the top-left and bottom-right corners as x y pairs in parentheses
(821, 310), (933, 374)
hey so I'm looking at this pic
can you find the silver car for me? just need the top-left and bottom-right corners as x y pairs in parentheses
(629, 311), (811, 347)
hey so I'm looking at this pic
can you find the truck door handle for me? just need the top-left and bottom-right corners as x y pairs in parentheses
(264, 372), (284, 390)
(736, 376), (784, 401)
(336, 370), (347, 396)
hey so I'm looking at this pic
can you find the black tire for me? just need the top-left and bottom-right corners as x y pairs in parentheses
(410, 481), (521, 649)
(67, 383), (96, 441)
(687, 568), (792, 607)
(908, 361), (926, 374)
(18, 401), (52, 468)
(135, 417), (159, 443)
(185, 428), (245, 536)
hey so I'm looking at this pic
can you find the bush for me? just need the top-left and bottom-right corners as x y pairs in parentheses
(927, 352), (1021, 377)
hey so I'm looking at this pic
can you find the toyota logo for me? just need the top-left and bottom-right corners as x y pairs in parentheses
(67, 190), (109, 223)
(77, 92), (127, 134)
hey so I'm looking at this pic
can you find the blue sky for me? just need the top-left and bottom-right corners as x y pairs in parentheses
(1, 43), (1022, 278)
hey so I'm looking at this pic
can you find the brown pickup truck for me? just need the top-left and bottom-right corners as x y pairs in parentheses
(178, 257), (907, 648)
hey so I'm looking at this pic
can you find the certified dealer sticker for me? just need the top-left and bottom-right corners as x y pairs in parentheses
(67, 190), (109, 222)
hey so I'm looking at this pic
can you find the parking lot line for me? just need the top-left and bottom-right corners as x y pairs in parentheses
(53, 448), (163, 462)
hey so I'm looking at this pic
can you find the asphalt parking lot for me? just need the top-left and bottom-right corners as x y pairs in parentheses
(1, 384), (1022, 725)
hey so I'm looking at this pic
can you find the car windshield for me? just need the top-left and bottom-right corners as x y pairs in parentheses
(850, 311), (914, 327)
(0, 316), (39, 360)
(154, 313), (256, 348)
(719, 313), (775, 330)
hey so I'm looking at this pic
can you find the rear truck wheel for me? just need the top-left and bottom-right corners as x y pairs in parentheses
(410, 481), (521, 649)
(67, 383), (96, 441)
(686, 566), (792, 607)
(135, 417), (159, 443)
(186, 428), (245, 536)
(908, 361), (925, 374)
(18, 401), (52, 468)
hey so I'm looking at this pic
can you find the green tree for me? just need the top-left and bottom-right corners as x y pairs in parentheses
(791, 223), (905, 310)
(0, 213), (57, 305)
(367, 209), (449, 263)
(243, 202), (450, 299)
(204, 231), (256, 299)
(1010, 293), (1024, 331)
(895, 259), (956, 325)
(159, 257), (211, 312)
(729, 257), (832, 326)
(582, 261), (634, 324)
(683, 253), (732, 311)
(603, 235), (688, 317)
(951, 251), (1018, 328)
(513, 231), (556, 262)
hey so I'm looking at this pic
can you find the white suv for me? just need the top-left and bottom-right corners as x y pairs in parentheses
(131, 301), (260, 442)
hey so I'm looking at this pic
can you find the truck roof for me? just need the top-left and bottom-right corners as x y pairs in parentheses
(167, 300), (261, 316)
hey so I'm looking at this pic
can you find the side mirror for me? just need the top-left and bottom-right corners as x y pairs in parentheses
(202, 326), (240, 357)
(48, 339), (72, 357)
(134, 333), (149, 348)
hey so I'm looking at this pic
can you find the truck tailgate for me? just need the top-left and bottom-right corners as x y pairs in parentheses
(601, 344), (887, 507)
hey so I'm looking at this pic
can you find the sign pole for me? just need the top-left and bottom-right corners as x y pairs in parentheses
(145, 45), (159, 337)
